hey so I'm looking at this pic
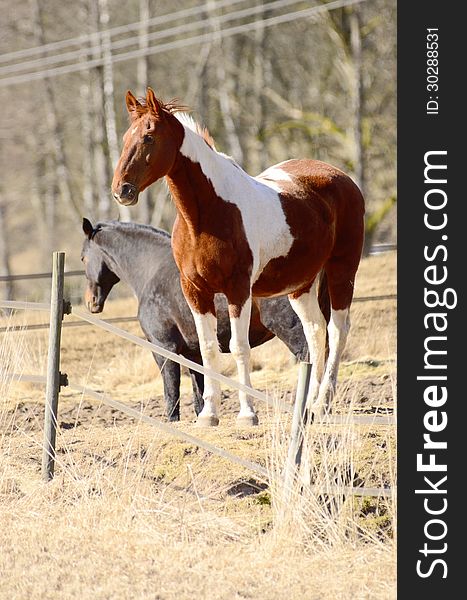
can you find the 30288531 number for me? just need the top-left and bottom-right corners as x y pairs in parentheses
(426, 29), (439, 114)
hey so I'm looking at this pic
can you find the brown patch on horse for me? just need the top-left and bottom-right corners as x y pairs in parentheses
(253, 159), (365, 308)
(170, 154), (363, 312)
(168, 155), (254, 315)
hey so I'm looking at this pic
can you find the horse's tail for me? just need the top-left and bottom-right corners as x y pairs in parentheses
(317, 269), (331, 325)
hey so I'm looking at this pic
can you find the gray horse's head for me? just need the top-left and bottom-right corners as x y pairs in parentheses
(81, 218), (120, 313)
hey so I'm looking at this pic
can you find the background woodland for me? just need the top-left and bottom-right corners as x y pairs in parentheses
(0, 0), (396, 300)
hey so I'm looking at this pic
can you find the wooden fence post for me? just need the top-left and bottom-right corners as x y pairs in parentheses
(283, 362), (312, 501)
(41, 252), (68, 482)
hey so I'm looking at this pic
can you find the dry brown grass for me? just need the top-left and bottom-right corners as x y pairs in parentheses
(0, 252), (396, 599)
(0, 415), (396, 599)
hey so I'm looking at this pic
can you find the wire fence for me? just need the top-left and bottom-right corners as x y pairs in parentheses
(8, 371), (393, 497)
(0, 293), (396, 333)
(0, 246), (396, 497)
(1, 296), (396, 426)
(0, 243), (397, 285)
(0, 315), (139, 333)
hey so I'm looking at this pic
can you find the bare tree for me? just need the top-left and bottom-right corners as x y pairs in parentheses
(1, 0), (396, 260)
(207, 0), (244, 163)
(30, 0), (80, 225)
(250, 2), (271, 173)
(136, 0), (151, 223)
(324, 4), (366, 195)
(28, 129), (53, 266)
(80, 80), (96, 221)
(349, 8), (364, 195)
(0, 200), (13, 302)
(85, 0), (112, 220)
(98, 0), (131, 221)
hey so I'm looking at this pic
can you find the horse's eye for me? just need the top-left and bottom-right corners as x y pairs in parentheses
(143, 134), (154, 144)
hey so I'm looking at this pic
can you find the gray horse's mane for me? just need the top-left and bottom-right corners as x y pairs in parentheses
(94, 220), (171, 241)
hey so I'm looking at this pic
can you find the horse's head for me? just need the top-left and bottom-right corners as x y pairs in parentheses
(81, 218), (120, 313)
(112, 87), (183, 206)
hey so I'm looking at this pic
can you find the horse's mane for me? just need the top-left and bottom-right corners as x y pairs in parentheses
(134, 97), (216, 150)
(135, 96), (188, 115)
(94, 220), (171, 241)
(174, 112), (216, 150)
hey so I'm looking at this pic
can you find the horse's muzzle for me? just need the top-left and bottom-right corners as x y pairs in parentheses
(113, 183), (139, 206)
(87, 301), (104, 314)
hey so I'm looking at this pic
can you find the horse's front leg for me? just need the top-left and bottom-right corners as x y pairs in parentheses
(181, 276), (222, 426)
(153, 354), (181, 421)
(228, 296), (258, 426)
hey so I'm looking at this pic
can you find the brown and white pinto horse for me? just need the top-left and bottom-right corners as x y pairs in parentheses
(112, 88), (365, 426)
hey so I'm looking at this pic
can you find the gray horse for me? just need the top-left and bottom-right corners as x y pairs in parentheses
(81, 218), (309, 421)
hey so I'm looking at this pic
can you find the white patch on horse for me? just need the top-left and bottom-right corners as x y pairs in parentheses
(176, 118), (294, 282)
(131, 126), (138, 135)
(191, 311), (222, 420)
(258, 163), (294, 185)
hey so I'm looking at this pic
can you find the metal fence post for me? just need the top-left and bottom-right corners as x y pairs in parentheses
(41, 252), (68, 482)
(283, 362), (312, 500)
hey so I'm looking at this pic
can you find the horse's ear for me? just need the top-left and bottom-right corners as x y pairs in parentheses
(126, 90), (141, 118)
(146, 87), (164, 117)
(82, 217), (94, 239)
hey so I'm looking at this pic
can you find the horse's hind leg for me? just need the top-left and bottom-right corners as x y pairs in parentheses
(314, 260), (358, 415)
(189, 368), (204, 416)
(228, 296), (258, 426)
(315, 307), (350, 415)
(289, 278), (327, 411)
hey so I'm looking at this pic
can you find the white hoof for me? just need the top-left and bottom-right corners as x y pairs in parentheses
(196, 415), (220, 427)
(236, 414), (259, 427)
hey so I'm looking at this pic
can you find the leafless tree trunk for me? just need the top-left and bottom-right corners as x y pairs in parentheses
(30, 0), (80, 224)
(29, 142), (57, 267)
(186, 3), (215, 124)
(349, 9), (364, 196)
(250, 3), (271, 174)
(86, 0), (111, 220)
(137, 0), (150, 88)
(207, 0), (244, 163)
(197, 45), (212, 127)
(186, 43), (213, 111)
(98, 0), (131, 221)
(92, 87), (111, 220)
(136, 0), (151, 223)
(326, 6), (366, 196)
(80, 81), (95, 220)
(0, 200), (13, 302)
(215, 46), (244, 163)
(22, 26), (59, 272)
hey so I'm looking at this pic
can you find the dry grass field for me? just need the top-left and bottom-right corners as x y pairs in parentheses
(0, 251), (396, 600)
